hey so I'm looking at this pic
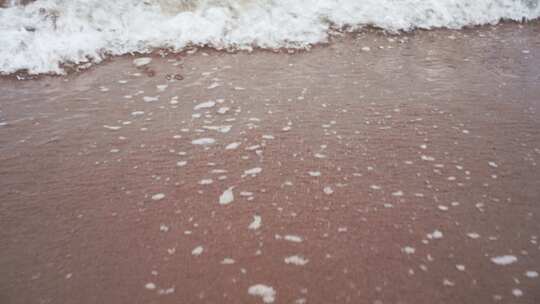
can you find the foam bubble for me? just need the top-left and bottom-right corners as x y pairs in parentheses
(248, 284), (276, 303)
(491, 255), (518, 266)
(219, 187), (234, 205)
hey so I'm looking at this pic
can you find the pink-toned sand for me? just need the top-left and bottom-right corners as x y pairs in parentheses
(1, 23), (539, 304)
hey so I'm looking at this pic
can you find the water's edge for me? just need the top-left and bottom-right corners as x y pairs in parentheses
(1, 0), (539, 75)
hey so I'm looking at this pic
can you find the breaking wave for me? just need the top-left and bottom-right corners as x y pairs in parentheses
(0, 0), (538, 74)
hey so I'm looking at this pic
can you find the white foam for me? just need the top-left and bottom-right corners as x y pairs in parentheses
(225, 142), (241, 150)
(443, 279), (455, 287)
(2, 0), (538, 75)
(103, 125), (121, 131)
(156, 84), (168, 91)
(203, 125), (232, 133)
(402, 246), (415, 254)
(157, 287), (175, 295)
(284, 255), (309, 266)
(314, 153), (327, 159)
(192, 245), (204, 256)
(192, 137), (216, 145)
(219, 187), (234, 205)
(243, 167), (262, 177)
(491, 255), (518, 265)
(217, 107), (230, 114)
(284, 234), (303, 243)
(151, 193), (165, 201)
(421, 155), (435, 161)
(467, 232), (480, 239)
(525, 270), (538, 278)
(248, 215), (262, 230)
(438, 205), (449, 211)
(392, 190), (404, 197)
(194, 101), (216, 110)
(133, 57), (152, 67)
(323, 186), (334, 195)
(248, 284), (276, 303)
(221, 258), (235, 264)
(143, 96), (159, 102)
(145, 282), (156, 290)
(199, 178), (213, 185)
(427, 229), (443, 240)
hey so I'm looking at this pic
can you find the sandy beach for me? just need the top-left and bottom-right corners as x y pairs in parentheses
(1, 22), (540, 303)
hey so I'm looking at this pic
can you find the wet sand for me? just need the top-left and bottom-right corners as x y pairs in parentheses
(1, 23), (540, 304)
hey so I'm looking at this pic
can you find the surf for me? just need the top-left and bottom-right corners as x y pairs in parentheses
(1, 0), (539, 75)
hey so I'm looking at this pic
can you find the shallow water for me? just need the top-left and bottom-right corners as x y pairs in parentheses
(1, 23), (540, 303)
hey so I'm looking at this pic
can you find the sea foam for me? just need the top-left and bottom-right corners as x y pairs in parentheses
(0, 0), (538, 75)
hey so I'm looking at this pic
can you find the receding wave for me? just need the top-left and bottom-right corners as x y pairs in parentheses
(0, 0), (539, 75)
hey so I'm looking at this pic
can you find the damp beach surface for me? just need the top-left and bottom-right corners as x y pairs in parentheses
(1, 23), (540, 303)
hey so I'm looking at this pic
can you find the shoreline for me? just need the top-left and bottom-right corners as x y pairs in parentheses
(1, 19), (539, 80)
